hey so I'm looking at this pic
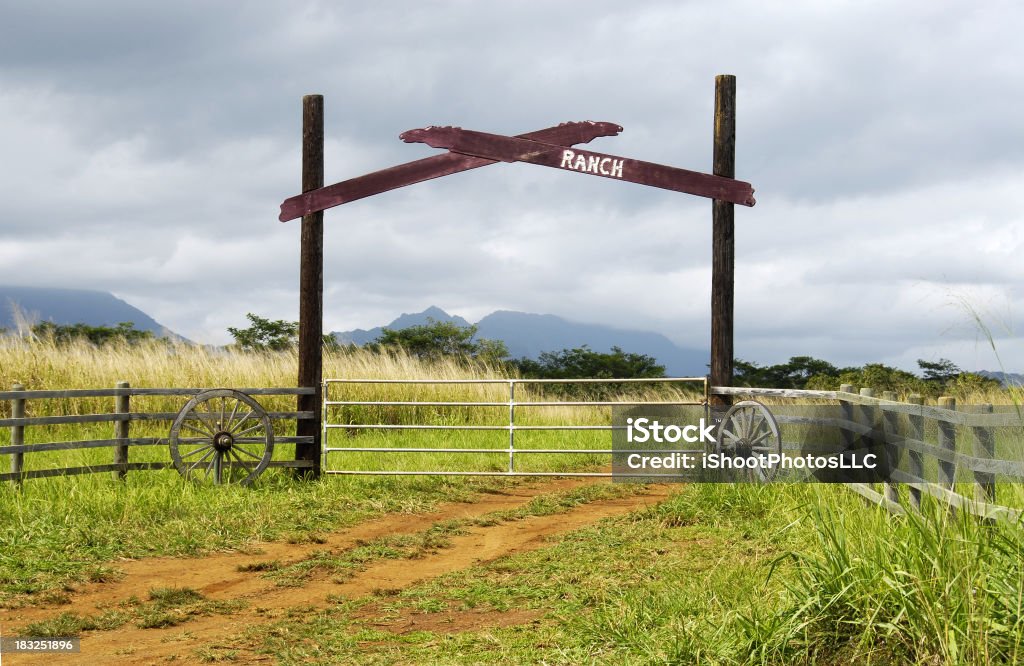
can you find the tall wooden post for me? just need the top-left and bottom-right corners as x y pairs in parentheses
(113, 381), (130, 480)
(907, 394), (924, 511)
(296, 94), (324, 477)
(9, 383), (24, 487)
(710, 74), (736, 404)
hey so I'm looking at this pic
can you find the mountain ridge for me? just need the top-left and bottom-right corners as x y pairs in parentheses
(0, 285), (179, 338)
(332, 306), (709, 376)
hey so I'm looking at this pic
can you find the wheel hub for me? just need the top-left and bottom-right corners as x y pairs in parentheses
(213, 431), (234, 452)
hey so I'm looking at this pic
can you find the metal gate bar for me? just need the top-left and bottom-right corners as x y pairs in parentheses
(322, 377), (708, 477)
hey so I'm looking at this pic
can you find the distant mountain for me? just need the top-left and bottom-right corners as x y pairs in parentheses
(334, 306), (471, 346)
(332, 306), (709, 376)
(0, 285), (180, 338)
(978, 370), (1024, 387)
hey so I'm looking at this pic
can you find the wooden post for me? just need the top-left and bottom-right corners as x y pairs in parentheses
(710, 74), (735, 405)
(881, 390), (900, 504)
(839, 383), (855, 450)
(937, 396), (956, 491)
(859, 388), (876, 489)
(113, 381), (130, 480)
(296, 94), (324, 477)
(972, 403), (995, 504)
(9, 383), (24, 487)
(907, 394), (924, 511)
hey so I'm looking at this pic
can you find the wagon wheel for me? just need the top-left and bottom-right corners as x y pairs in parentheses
(169, 389), (274, 486)
(715, 400), (782, 482)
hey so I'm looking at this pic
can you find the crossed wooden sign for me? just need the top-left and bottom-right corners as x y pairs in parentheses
(278, 121), (755, 221)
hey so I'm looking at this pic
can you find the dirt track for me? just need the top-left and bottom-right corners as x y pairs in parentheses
(0, 478), (674, 664)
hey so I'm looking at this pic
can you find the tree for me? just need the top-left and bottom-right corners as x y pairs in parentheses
(947, 371), (1001, 397)
(510, 346), (665, 400)
(31, 321), (153, 346)
(227, 313), (339, 352)
(368, 318), (509, 363)
(735, 356), (847, 389)
(917, 358), (961, 384)
(228, 314), (298, 352)
(512, 346), (665, 379)
(834, 363), (928, 396)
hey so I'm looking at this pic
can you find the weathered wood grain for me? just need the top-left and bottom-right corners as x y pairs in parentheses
(9, 383), (24, 485)
(973, 403), (996, 504)
(937, 396), (956, 490)
(113, 381), (129, 480)
(296, 94), (324, 477)
(710, 74), (736, 406)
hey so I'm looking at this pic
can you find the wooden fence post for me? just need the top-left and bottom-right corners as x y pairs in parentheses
(710, 74), (735, 406)
(839, 383), (855, 450)
(859, 388), (878, 492)
(907, 394), (924, 511)
(937, 396), (956, 491)
(113, 381), (130, 480)
(881, 390), (900, 505)
(972, 402), (995, 504)
(9, 383), (24, 487)
(296, 93), (324, 478)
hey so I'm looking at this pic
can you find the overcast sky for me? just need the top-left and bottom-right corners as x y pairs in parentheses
(1, 1), (1022, 372)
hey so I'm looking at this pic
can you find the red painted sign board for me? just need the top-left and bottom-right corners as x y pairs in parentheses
(400, 126), (755, 206)
(279, 121), (622, 222)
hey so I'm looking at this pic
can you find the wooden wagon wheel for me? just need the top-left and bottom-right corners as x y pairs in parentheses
(715, 400), (782, 482)
(169, 389), (274, 486)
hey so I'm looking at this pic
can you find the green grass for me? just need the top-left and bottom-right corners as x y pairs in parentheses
(229, 483), (1024, 665)
(234, 482), (803, 664)
(0, 469), (520, 606)
(739, 496), (1024, 664)
(3, 339), (1024, 663)
(252, 483), (644, 590)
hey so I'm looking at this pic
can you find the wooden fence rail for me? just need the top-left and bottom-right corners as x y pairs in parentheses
(711, 385), (1024, 522)
(3, 383), (316, 484)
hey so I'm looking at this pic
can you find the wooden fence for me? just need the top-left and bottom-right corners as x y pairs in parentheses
(1, 383), (316, 483)
(713, 385), (1024, 522)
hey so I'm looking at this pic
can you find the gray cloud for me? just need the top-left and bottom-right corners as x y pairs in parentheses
(1, 1), (1022, 373)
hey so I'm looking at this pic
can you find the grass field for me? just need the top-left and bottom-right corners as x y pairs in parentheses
(1, 338), (1023, 664)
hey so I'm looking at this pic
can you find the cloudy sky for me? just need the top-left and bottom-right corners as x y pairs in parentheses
(1, 1), (1022, 372)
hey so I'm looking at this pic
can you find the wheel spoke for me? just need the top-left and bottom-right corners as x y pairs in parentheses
(749, 411), (765, 439)
(179, 444), (214, 459)
(182, 421), (215, 439)
(225, 399), (242, 432)
(744, 409), (760, 439)
(201, 400), (225, 431)
(229, 411), (256, 435)
(227, 448), (253, 474)
(193, 409), (219, 433)
(734, 410), (746, 439)
(232, 445), (264, 461)
(234, 421), (266, 439)
(186, 447), (216, 474)
(722, 428), (740, 443)
(750, 429), (773, 446)
(224, 449), (244, 480)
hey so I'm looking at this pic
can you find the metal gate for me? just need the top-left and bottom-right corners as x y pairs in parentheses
(322, 377), (708, 476)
